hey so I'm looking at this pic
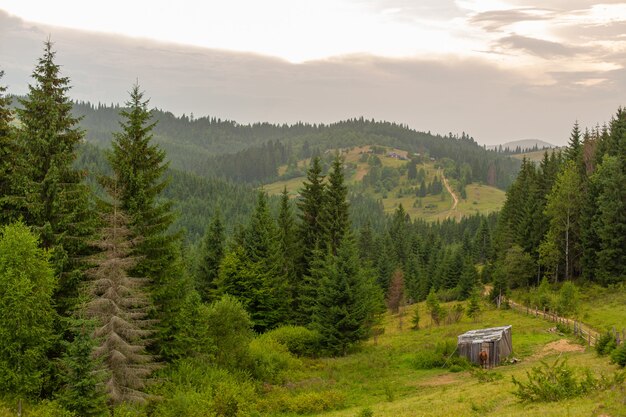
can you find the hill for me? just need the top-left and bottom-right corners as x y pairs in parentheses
(69, 103), (521, 190)
(488, 139), (555, 152)
(264, 145), (506, 221)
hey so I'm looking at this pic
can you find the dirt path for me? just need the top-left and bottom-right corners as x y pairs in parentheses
(440, 171), (459, 217)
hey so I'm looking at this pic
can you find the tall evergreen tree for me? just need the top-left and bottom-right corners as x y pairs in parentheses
(591, 156), (626, 284)
(565, 121), (582, 163)
(14, 41), (94, 313)
(219, 192), (289, 332)
(57, 321), (108, 416)
(473, 217), (492, 263)
(195, 210), (225, 302)
(310, 237), (384, 356)
(109, 83), (191, 358)
(297, 156), (326, 276)
(277, 187), (298, 306)
(85, 188), (155, 406)
(320, 154), (350, 255)
(0, 70), (16, 225)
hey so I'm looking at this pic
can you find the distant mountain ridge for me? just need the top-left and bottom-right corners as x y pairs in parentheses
(487, 139), (554, 151)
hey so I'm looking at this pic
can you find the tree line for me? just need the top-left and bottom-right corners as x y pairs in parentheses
(491, 115), (625, 297)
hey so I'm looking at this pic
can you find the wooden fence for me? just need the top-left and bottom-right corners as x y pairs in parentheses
(502, 298), (625, 348)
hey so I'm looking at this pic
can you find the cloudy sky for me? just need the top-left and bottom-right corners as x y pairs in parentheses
(0, 0), (625, 145)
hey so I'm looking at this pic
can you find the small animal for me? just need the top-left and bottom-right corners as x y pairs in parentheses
(479, 350), (489, 369)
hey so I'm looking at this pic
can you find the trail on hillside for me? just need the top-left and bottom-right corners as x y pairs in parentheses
(440, 171), (459, 218)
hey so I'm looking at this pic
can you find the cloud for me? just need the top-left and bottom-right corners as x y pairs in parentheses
(1, 9), (624, 146)
(497, 34), (586, 58)
(470, 8), (552, 32)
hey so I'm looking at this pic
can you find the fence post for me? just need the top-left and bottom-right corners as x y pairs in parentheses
(588, 333), (591, 346)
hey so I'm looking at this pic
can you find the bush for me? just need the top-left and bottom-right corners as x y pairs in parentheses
(611, 344), (626, 367)
(258, 389), (346, 414)
(153, 359), (258, 417)
(512, 358), (597, 402)
(262, 326), (321, 357)
(556, 282), (580, 316)
(596, 332), (618, 356)
(413, 350), (445, 369)
(357, 408), (374, 417)
(470, 368), (503, 383)
(246, 337), (301, 384)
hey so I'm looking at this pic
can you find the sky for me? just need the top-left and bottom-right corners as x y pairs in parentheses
(0, 0), (625, 145)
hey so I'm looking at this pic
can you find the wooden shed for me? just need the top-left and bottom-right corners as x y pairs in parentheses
(457, 325), (512, 368)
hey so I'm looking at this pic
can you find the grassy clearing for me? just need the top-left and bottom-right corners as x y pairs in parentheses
(264, 302), (625, 417)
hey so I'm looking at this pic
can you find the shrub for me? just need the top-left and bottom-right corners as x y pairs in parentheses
(470, 368), (503, 383)
(413, 350), (446, 369)
(246, 337), (301, 384)
(357, 408), (374, 417)
(512, 358), (596, 402)
(258, 389), (346, 414)
(596, 332), (618, 356)
(153, 359), (257, 417)
(556, 282), (580, 316)
(611, 344), (626, 367)
(262, 326), (321, 357)
(448, 364), (464, 373)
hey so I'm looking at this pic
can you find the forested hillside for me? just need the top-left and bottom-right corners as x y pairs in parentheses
(72, 101), (521, 189)
(0, 42), (624, 417)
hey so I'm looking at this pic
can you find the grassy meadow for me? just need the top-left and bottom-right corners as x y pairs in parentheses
(264, 145), (506, 221)
(254, 300), (626, 417)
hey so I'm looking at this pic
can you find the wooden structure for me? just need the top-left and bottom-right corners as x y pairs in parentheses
(457, 325), (512, 368)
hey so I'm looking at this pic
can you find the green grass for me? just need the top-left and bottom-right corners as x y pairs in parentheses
(579, 285), (626, 332)
(260, 302), (625, 417)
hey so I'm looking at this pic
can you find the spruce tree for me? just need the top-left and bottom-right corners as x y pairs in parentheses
(277, 187), (298, 306)
(219, 192), (289, 332)
(85, 187), (155, 406)
(565, 121), (582, 163)
(196, 210), (225, 302)
(473, 217), (492, 263)
(58, 321), (108, 416)
(591, 156), (626, 284)
(0, 70), (16, 225)
(320, 154), (349, 255)
(310, 237), (384, 355)
(109, 83), (191, 358)
(458, 257), (478, 299)
(466, 286), (482, 322)
(297, 156), (326, 276)
(14, 41), (94, 314)
(295, 157), (326, 323)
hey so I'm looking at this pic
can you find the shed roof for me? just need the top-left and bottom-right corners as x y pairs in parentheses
(458, 325), (511, 344)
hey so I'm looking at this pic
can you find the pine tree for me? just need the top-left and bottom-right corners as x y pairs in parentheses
(109, 83), (191, 358)
(591, 156), (626, 284)
(425, 290), (443, 326)
(565, 121), (582, 163)
(0, 223), (56, 408)
(219, 192), (289, 332)
(14, 41), (94, 314)
(57, 321), (108, 416)
(277, 187), (298, 307)
(85, 188), (155, 406)
(196, 210), (225, 302)
(473, 217), (492, 263)
(320, 154), (350, 255)
(466, 286), (482, 322)
(297, 156), (326, 277)
(0, 70), (16, 225)
(310, 237), (384, 355)
(458, 257), (478, 299)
